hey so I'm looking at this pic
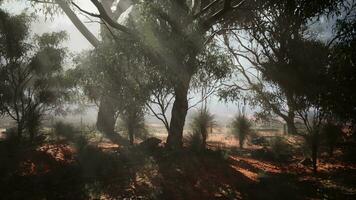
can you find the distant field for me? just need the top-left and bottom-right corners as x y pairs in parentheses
(146, 123), (285, 148)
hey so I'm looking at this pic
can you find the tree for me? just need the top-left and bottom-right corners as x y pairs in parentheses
(68, 0), (248, 149)
(220, 0), (342, 135)
(327, 0), (356, 125)
(71, 30), (153, 142)
(0, 9), (68, 140)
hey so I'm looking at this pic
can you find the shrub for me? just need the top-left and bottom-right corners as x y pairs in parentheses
(269, 136), (293, 161)
(53, 121), (78, 140)
(231, 114), (252, 149)
(190, 108), (215, 149)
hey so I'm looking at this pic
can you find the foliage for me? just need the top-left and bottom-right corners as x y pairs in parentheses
(231, 114), (252, 149)
(0, 9), (69, 138)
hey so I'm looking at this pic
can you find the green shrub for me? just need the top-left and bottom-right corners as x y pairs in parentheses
(231, 114), (252, 149)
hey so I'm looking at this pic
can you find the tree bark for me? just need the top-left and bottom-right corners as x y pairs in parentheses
(286, 119), (297, 135)
(96, 97), (117, 135)
(128, 123), (134, 145)
(55, 0), (99, 48)
(17, 121), (23, 138)
(166, 78), (191, 149)
(311, 132), (319, 174)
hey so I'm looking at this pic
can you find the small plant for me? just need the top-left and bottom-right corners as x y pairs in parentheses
(190, 108), (215, 149)
(231, 114), (252, 149)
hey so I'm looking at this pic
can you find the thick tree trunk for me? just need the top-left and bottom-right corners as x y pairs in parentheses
(166, 80), (191, 149)
(286, 119), (297, 135)
(96, 97), (117, 135)
(128, 125), (134, 145)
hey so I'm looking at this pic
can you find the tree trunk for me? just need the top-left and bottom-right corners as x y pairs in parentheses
(239, 138), (243, 149)
(96, 97), (117, 135)
(17, 121), (24, 138)
(128, 125), (134, 145)
(311, 133), (319, 174)
(56, 0), (99, 47)
(286, 119), (297, 135)
(166, 80), (190, 149)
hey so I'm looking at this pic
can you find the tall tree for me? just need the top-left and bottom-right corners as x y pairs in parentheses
(220, 0), (342, 134)
(80, 0), (247, 148)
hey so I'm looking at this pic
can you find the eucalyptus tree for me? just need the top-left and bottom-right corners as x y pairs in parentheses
(327, 0), (356, 125)
(31, 0), (248, 148)
(82, 0), (248, 148)
(220, 0), (344, 134)
(0, 9), (69, 139)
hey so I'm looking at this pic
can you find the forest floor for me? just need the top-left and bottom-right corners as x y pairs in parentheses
(0, 131), (356, 200)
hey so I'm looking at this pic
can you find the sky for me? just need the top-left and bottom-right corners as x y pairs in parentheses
(2, 0), (245, 125)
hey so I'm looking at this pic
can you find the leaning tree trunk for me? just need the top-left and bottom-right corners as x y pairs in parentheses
(166, 78), (191, 149)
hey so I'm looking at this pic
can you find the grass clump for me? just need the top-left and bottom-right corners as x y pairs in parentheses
(189, 108), (215, 150)
(231, 114), (252, 149)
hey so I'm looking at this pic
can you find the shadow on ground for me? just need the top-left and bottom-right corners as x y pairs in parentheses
(0, 138), (355, 200)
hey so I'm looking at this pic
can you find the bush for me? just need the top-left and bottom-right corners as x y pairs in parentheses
(53, 121), (78, 140)
(190, 108), (215, 149)
(269, 136), (293, 161)
(231, 114), (252, 149)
